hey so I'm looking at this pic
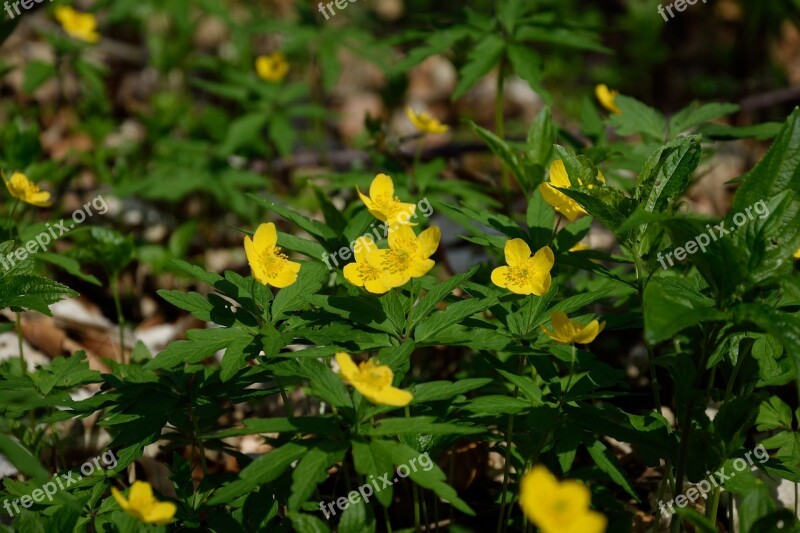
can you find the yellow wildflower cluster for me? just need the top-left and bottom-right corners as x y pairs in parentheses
(344, 174), (440, 294)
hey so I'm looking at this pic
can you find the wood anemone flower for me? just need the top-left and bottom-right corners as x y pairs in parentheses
(335, 352), (413, 407)
(491, 239), (554, 296)
(541, 311), (605, 345)
(244, 222), (301, 288)
(255, 52), (289, 82)
(406, 107), (449, 134)
(343, 236), (390, 294)
(54, 6), (101, 43)
(111, 481), (177, 525)
(357, 173), (417, 227)
(367, 225), (440, 289)
(538, 160), (588, 222)
(2, 172), (51, 207)
(595, 84), (622, 115)
(519, 465), (607, 533)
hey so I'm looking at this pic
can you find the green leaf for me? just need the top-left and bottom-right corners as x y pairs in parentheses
(634, 135), (702, 214)
(272, 263), (329, 321)
(468, 121), (527, 188)
(643, 276), (728, 343)
(287, 513), (331, 533)
(0, 434), (49, 482)
(609, 95), (666, 140)
(459, 395), (531, 415)
(370, 440), (474, 515)
(208, 441), (310, 505)
(506, 44), (548, 103)
(338, 499), (376, 533)
(585, 439), (639, 500)
(288, 441), (349, 511)
(367, 417), (484, 436)
(0, 274), (77, 315)
(144, 327), (254, 370)
(350, 439), (394, 507)
(414, 296), (498, 343)
(669, 102), (740, 136)
(218, 112), (269, 156)
(515, 27), (610, 53)
(158, 290), (213, 321)
(23, 61), (56, 94)
(526, 107), (557, 166)
(452, 35), (505, 101)
(756, 396), (793, 432)
(410, 378), (492, 403)
(410, 267), (478, 330)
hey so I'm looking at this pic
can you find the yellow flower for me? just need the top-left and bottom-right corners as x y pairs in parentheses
(343, 236), (390, 294)
(244, 222), (301, 288)
(794, 247), (800, 259)
(538, 160), (588, 222)
(367, 225), (440, 289)
(595, 84), (621, 115)
(406, 107), (449, 134)
(54, 7), (100, 43)
(255, 52), (289, 82)
(519, 466), (607, 533)
(542, 311), (605, 345)
(3, 172), (51, 207)
(491, 239), (554, 296)
(111, 481), (177, 525)
(357, 173), (417, 227)
(335, 352), (413, 406)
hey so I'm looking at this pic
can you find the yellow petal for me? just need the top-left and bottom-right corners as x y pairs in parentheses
(549, 160), (571, 188)
(558, 480), (593, 511)
(253, 222), (278, 251)
(566, 510), (607, 533)
(387, 224), (416, 250)
(574, 320), (605, 345)
(363, 277), (391, 294)
(491, 266), (510, 289)
(595, 84), (622, 115)
(353, 236), (376, 262)
(416, 226), (441, 258)
(409, 258), (435, 278)
(335, 353), (359, 383)
(373, 386), (413, 407)
(794, 247), (800, 259)
(504, 239), (532, 267)
(530, 246), (555, 273)
(268, 263), (300, 288)
(370, 173), (394, 200)
(111, 487), (130, 511)
(127, 481), (155, 509)
(343, 263), (364, 287)
(144, 501), (177, 525)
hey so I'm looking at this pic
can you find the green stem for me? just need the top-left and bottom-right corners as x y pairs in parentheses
(706, 337), (752, 522)
(405, 405), (421, 531)
(558, 344), (578, 409)
(110, 273), (126, 364)
(494, 61), (510, 192)
(496, 356), (524, 533)
(16, 312), (24, 373)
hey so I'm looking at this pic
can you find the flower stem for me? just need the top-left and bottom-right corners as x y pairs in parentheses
(16, 312), (24, 373)
(496, 355), (524, 533)
(495, 61), (510, 192)
(110, 273), (126, 364)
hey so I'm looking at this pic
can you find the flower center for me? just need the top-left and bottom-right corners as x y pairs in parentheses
(504, 265), (531, 286)
(381, 248), (413, 274)
(257, 245), (289, 272)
